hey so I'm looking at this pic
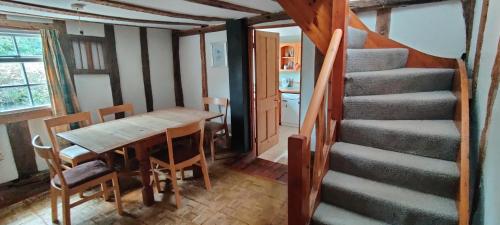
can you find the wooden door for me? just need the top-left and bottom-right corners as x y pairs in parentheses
(255, 31), (280, 155)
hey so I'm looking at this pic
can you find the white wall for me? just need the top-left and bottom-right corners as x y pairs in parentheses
(356, 1), (466, 58)
(0, 124), (18, 183)
(147, 28), (176, 110)
(114, 25), (148, 114)
(205, 31), (231, 124)
(74, 75), (115, 122)
(299, 35), (315, 127)
(179, 35), (203, 110)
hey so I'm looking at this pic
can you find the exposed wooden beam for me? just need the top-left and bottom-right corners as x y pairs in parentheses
(80, 0), (227, 22)
(104, 24), (124, 114)
(185, 0), (269, 14)
(462, 0), (476, 56)
(7, 121), (38, 179)
(350, 0), (450, 11)
(0, 14), (54, 29)
(140, 27), (154, 112)
(172, 33), (184, 107)
(200, 32), (209, 111)
(252, 22), (296, 29)
(174, 24), (226, 37)
(0, 0), (204, 27)
(375, 8), (391, 37)
(247, 11), (290, 26)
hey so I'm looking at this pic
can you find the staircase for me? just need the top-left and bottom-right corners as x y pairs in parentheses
(311, 27), (460, 225)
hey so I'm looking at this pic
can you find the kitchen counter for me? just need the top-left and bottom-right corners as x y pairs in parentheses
(279, 88), (300, 94)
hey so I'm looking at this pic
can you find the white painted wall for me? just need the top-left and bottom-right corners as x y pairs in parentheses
(74, 75), (115, 122)
(205, 31), (231, 124)
(27, 117), (52, 171)
(114, 25), (148, 114)
(355, 1), (466, 58)
(147, 28), (176, 110)
(0, 124), (18, 183)
(299, 35), (315, 127)
(179, 35), (203, 110)
(66, 21), (105, 37)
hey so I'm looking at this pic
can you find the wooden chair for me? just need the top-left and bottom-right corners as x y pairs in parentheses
(202, 97), (229, 161)
(150, 120), (211, 208)
(45, 112), (96, 170)
(97, 103), (135, 170)
(32, 135), (123, 225)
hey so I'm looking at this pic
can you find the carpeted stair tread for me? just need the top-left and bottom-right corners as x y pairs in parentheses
(341, 120), (459, 160)
(321, 171), (458, 225)
(347, 27), (367, 49)
(345, 68), (455, 96)
(347, 48), (409, 73)
(330, 142), (459, 198)
(344, 91), (456, 120)
(312, 202), (389, 225)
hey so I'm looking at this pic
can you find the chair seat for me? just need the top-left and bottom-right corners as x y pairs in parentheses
(151, 138), (199, 164)
(59, 145), (95, 162)
(205, 121), (225, 133)
(53, 160), (113, 188)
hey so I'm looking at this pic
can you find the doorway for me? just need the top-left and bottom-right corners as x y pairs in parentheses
(250, 26), (303, 165)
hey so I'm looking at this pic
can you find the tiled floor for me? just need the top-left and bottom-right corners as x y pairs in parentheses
(0, 162), (287, 225)
(258, 125), (298, 165)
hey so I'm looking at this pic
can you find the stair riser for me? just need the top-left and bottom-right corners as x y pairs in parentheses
(345, 71), (454, 96)
(330, 150), (459, 198)
(347, 49), (409, 73)
(343, 97), (456, 120)
(341, 122), (459, 161)
(321, 184), (457, 225)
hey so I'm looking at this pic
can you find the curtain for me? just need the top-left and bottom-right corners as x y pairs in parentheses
(40, 29), (81, 117)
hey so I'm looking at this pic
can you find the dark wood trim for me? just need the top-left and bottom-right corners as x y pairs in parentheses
(375, 8), (391, 37)
(6, 121), (38, 179)
(80, 0), (226, 21)
(174, 24), (226, 37)
(478, 40), (500, 166)
(140, 27), (154, 112)
(248, 27), (256, 155)
(172, 33), (184, 107)
(462, 0), (476, 56)
(66, 35), (106, 42)
(200, 32), (209, 111)
(472, 0), (490, 93)
(84, 41), (95, 72)
(351, 0), (452, 12)
(252, 22), (297, 29)
(0, 0), (204, 27)
(288, 134), (310, 225)
(185, 0), (269, 14)
(0, 171), (50, 209)
(247, 12), (290, 26)
(103, 24), (124, 112)
(0, 14), (53, 30)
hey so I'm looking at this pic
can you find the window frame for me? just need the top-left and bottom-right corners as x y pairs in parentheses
(0, 31), (50, 113)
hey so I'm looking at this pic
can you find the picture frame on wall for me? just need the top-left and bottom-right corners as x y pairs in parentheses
(211, 41), (227, 68)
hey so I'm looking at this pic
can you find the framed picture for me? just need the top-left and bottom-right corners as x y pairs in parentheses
(210, 41), (227, 67)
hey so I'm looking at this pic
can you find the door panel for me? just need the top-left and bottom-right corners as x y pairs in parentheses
(255, 31), (280, 155)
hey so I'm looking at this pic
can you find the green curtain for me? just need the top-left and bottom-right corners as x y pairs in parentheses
(40, 29), (81, 118)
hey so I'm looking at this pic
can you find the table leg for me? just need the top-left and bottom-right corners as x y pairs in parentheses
(135, 142), (154, 206)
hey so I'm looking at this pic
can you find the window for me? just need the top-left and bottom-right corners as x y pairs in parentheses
(67, 35), (107, 74)
(0, 32), (50, 112)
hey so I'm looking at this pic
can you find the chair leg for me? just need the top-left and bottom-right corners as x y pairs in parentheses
(123, 148), (130, 171)
(210, 133), (216, 162)
(111, 173), (124, 216)
(199, 152), (212, 191)
(152, 165), (162, 192)
(169, 166), (181, 208)
(101, 182), (110, 201)
(50, 187), (58, 224)
(224, 126), (230, 145)
(180, 169), (185, 180)
(62, 192), (71, 225)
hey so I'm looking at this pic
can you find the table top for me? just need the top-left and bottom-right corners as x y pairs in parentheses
(57, 107), (222, 154)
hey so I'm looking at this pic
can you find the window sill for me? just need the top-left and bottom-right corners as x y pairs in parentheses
(0, 106), (52, 124)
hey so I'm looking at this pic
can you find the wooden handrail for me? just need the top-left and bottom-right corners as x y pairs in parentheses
(300, 29), (343, 139)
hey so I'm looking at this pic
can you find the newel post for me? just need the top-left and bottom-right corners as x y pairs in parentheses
(288, 134), (310, 225)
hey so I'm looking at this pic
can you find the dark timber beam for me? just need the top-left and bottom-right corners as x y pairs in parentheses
(140, 27), (154, 112)
(80, 0), (227, 22)
(6, 121), (38, 179)
(0, 0), (204, 26)
(172, 33), (184, 107)
(174, 24), (226, 37)
(375, 8), (391, 37)
(185, 0), (270, 14)
(200, 33), (209, 111)
(104, 24), (124, 116)
(471, 0), (490, 93)
(350, 0), (451, 11)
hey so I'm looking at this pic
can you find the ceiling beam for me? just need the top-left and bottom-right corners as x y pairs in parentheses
(80, 0), (227, 22)
(184, 0), (270, 14)
(350, 0), (450, 11)
(173, 24), (226, 37)
(0, 0), (204, 27)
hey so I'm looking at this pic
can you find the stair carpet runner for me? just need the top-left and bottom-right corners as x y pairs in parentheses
(311, 27), (460, 225)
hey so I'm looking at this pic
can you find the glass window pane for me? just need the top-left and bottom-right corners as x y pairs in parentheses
(0, 63), (26, 86)
(30, 85), (50, 106)
(0, 35), (17, 56)
(0, 86), (31, 111)
(24, 62), (46, 84)
(15, 35), (43, 56)
(72, 40), (82, 69)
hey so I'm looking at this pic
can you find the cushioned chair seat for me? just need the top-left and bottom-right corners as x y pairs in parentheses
(54, 160), (113, 188)
(59, 145), (95, 161)
(151, 137), (199, 164)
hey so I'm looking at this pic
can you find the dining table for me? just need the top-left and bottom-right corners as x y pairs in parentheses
(57, 107), (223, 206)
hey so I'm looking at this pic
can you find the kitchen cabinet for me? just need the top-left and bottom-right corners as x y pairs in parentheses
(279, 42), (301, 72)
(280, 93), (300, 127)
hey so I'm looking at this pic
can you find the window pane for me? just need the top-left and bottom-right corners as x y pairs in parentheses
(15, 35), (43, 56)
(30, 85), (50, 106)
(0, 86), (31, 111)
(24, 62), (46, 84)
(0, 63), (26, 86)
(0, 35), (17, 56)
